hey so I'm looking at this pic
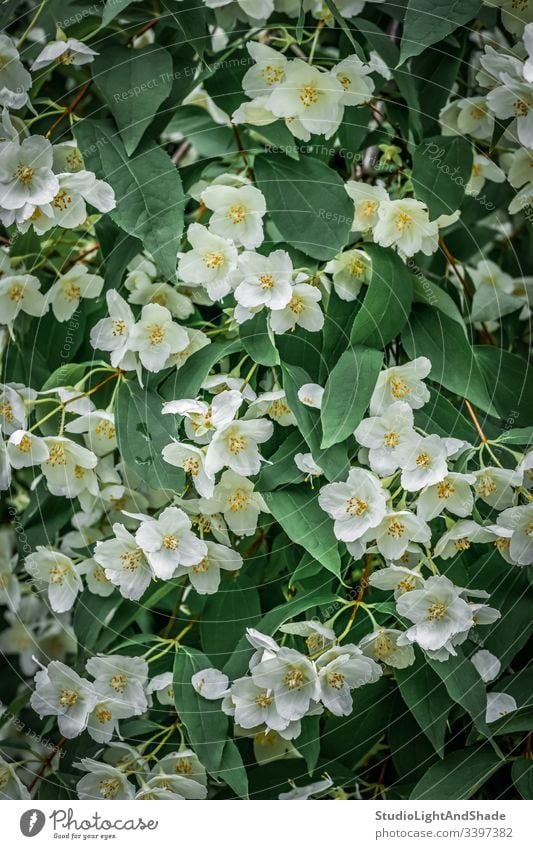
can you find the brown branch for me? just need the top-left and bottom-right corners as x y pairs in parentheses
(27, 736), (67, 792)
(46, 80), (93, 139)
(464, 399), (487, 444)
(439, 238), (494, 345)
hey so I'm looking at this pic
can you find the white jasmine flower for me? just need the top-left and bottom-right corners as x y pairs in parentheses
(267, 60), (344, 139)
(52, 142), (85, 174)
(246, 390), (295, 426)
(396, 575), (474, 652)
(369, 357), (431, 415)
(466, 153), (505, 196)
(0, 135), (58, 210)
(147, 672), (174, 706)
(373, 198), (439, 257)
(90, 290), (138, 372)
(25, 171), (115, 234)
(162, 441), (214, 498)
(246, 626), (281, 669)
(297, 383), (324, 409)
(178, 223), (238, 300)
(192, 667), (229, 699)
(205, 417), (273, 477)
(202, 183), (266, 249)
(0, 274), (47, 324)
(294, 452), (323, 480)
(85, 654), (148, 714)
(434, 519), (498, 559)
(65, 410), (116, 457)
(87, 698), (132, 744)
(493, 504), (533, 565)
(242, 42), (288, 98)
(41, 436), (97, 498)
(31, 661), (98, 738)
(471, 649), (501, 683)
(127, 278), (193, 319)
(231, 676), (289, 732)
(486, 1), (533, 34)
(315, 645), (381, 716)
(333, 55), (374, 106)
(234, 249), (293, 310)
(469, 259), (517, 322)
(47, 263), (104, 322)
(417, 472), (476, 521)
(6, 429), (49, 468)
(325, 248), (371, 301)
(185, 539), (242, 594)
(486, 692), (517, 724)
(203, 469), (267, 537)
(129, 303), (188, 372)
(473, 466), (520, 508)
(0, 382), (30, 434)
(25, 547), (82, 613)
(79, 557), (115, 597)
(270, 282), (323, 334)
(0, 35), (32, 109)
(278, 776), (333, 800)
(507, 148), (533, 191)
(455, 96), (495, 139)
(31, 38), (97, 71)
(318, 467), (388, 542)
(369, 565), (425, 597)
(354, 401), (418, 475)
(280, 620), (335, 654)
(252, 647), (318, 722)
(400, 435), (449, 492)
(93, 523), (152, 600)
(0, 755), (30, 799)
(136, 773), (207, 800)
(76, 758), (135, 799)
(344, 181), (388, 232)
(163, 388), (242, 441)
(487, 73), (533, 147)
(367, 511), (431, 561)
(359, 628), (416, 669)
(135, 505), (207, 579)
(153, 749), (207, 785)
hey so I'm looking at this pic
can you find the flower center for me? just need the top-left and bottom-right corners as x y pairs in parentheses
(346, 496), (368, 517)
(284, 668), (305, 690)
(387, 519), (405, 538)
(395, 211), (413, 231)
(289, 294), (305, 314)
(162, 533), (179, 550)
(61, 280), (81, 301)
(227, 204), (246, 224)
(268, 399), (290, 419)
(454, 537), (471, 551)
(416, 452), (431, 469)
(95, 705), (113, 723)
(109, 673), (127, 693)
(228, 490), (249, 511)
(183, 456), (200, 476)
(16, 164), (34, 185)
(17, 434), (32, 453)
(299, 84), (319, 107)
(99, 778), (120, 799)
(475, 474), (497, 497)
(120, 549), (144, 571)
(338, 74), (351, 91)
(148, 323), (165, 345)
(174, 759), (193, 775)
(426, 602), (446, 621)
(8, 283), (24, 301)
(192, 556), (210, 574)
(437, 479), (455, 499)
(204, 251), (224, 270)
(95, 419), (116, 440)
(52, 190), (73, 211)
(361, 200), (378, 219)
(390, 376), (411, 398)
(255, 691), (273, 708)
(261, 64), (283, 85)
(328, 671), (345, 690)
(513, 99), (529, 117)
(259, 273), (275, 289)
(59, 688), (79, 707)
(228, 433), (246, 454)
(47, 444), (67, 466)
(112, 319), (126, 336)
(383, 430), (400, 448)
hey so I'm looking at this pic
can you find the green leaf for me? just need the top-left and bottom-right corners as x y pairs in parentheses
(475, 346), (533, 428)
(322, 677), (395, 767)
(74, 119), (184, 280)
(402, 304), (499, 416)
(255, 153), (352, 260)
(411, 136), (473, 219)
(498, 427), (533, 447)
(255, 429), (307, 492)
(512, 759), (533, 800)
(115, 379), (185, 491)
(101, 0), (136, 26)
(410, 746), (503, 799)
(240, 310), (279, 366)
(350, 244), (413, 347)
(160, 0), (210, 57)
(93, 45), (173, 155)
(297, 714), (321, 774)
(414, 388), (478, 442)
(400, 0), (482, 63)
(320, 346), (383, 448)
(262, 487), (341, 579)
(200, 577), (261, 668)
(396, 649), (453, 757)
(427, 650), (489, 736)
(159, 340), (243, 401)
(413, 275), (466, 329)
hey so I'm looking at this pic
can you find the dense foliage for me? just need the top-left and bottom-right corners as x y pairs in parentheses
(0, 0), (532, 802)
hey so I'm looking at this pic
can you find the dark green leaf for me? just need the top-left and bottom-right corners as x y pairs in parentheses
(320, 346), (383, 448)
(411, 136), (473, 219)
(410, 746), (502, 799)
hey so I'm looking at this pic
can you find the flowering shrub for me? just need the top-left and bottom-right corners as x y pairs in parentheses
(0, 0), (532, 803)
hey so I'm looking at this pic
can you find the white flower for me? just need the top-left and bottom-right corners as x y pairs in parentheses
(203, 469), (267, 537)
(234, 249), (293, 310)
(192, 667), (229, 699)
(369, 565), (425, 597)
(267, 59), (344, 139)
(90, 290), (139, 372)
(369, 357), (431, 415)
(205, 417), (273, 477)
(493, 504), (533, 565)
(366, 511), (431, 561)
(325, 248), (371, 301)
(333, 55), (374, 106)
(79, 557), (114, 597)
(469, 259), (517, 322)
(0, 274), (47, 324)
(486, 692), (517, 723)
(0, 382), (30, 434)
(163, 388), (242, 442)
(0, 135), (58, 211)
(270, 282), (323, 334)
(344, 181), (388, 232)
(205, 0), (274, 22)
(136, 773), (207, 800)
(442, 96), (494, 140)
(65, 410), (116, 456)
(373, 198), (438, 257)
(41, 436), (97, 498)
(280, 620), (335, 654)
(129, 303), (188, 372)
(154, 749), (207, 785)
(162, 441), (214, 498)
(147, 672), (174, 706)
(85, 654), (148, 714)
(135, 505), (207, 579)
(354, 401), (418, 475)
(185, 539), (242, 594)
(434, 519), (497, 560)
(252, 647), (318, 721)
(315, 645), (381, 716)
(31, 661), (98, 738)
(246, 390), (295, 426)
(486, 0), (533, 34)
(295, 452), (323, 480)
(396, 575), (474, 652)
(87, 697), (132, 745)
(25, 171), (115, 234)
(31, 38), (98, 71)
(466, 153), (505, 196)
(278, 776), (333, 800)
(0, 35), (32, 109)
(178, 223), (238, 300)
(318, 467), (388, 543)
(76, 758), (135, 800)
(47, 263), (104, 322)
(201, 183), (266, 249)
(487, 73), (533, 147)
(231, 676), (289, 732)
(417, 472), (476, 521)
(93, 523), (152, 600)
(471, 649), (501, 683)
(6, 429), (49, 468)
(0, 755), (29, 799)
(127, 278), (193, 319)
(359, 628), (415, 669)
(400, 435), (450, 492)
(25, 547), (82, 613)
(297, 383), (324, 409)
(242, 41), (287, 98)
(473, 466), (520, 508)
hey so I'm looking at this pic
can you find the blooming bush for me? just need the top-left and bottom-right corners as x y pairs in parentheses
(0, 0), (532, 802)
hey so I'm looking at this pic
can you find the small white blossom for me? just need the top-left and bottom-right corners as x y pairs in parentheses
(0, 274), (47, 325)
(359, 628), (416, 669)
(315, 644), (382, 716)
(270, 282), (323, 334)
(185, 539), (242, 594)
(135, 505), (207, 579)
(354, 401), (418, 475)
(318, 468), (388, 543)
(486, 692), (517, 724)
(178, 223), (238, 300)
(417, 472), (476, 520)
(93, 523), (152, 600)
(192, 667), (229, 699)
(25, 547), (82, 613)
(41, 436), (98, 498)
(434, 520), (497, 559)
(373, 198), (438, 257)
(90, 290), (139, 372)
(471, 649), (501, 683)
(129, 303), (189, 372)
(205, 417), (273, 477)
(32, 38), (97, 71)
(369, 357), (431, 415)
(345, 182), (389, 232)
(201, 183), (266, 249)
(85, 654), (148, 714)
(396, 575), (475, 652)
(0, 35), (32, 109)
(6, 429), (49, 468)
(31, 661), (98, 738)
